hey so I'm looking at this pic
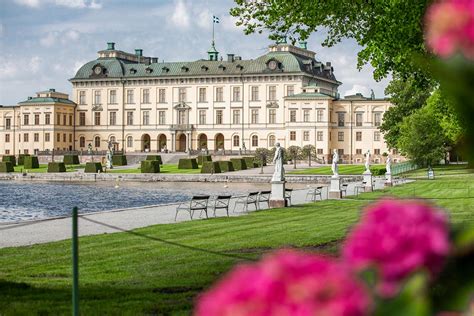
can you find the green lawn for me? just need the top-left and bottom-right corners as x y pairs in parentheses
(288, 164), (385, 175)
(0, 165), (473, 314)
(108, 164), (202, 174)
(14, 164), (85, 173)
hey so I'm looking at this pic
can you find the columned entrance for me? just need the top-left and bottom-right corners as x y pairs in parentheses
(141, 134), (151, 152)
(176, 133), (187, 152)
(198, 134), (208, 149)
(215, 133), (224, 150)
(158, 134), (167, 152)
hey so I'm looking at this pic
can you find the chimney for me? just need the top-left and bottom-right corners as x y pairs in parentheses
(227, 54), (235, 62)
(28, 97), (32, 100)
(135, 49), (143, 57)
(49, 88), (55, 92)
(107, 42), (115, 50)
(151, 57), (158, 63)
(234, 56), (242, 61)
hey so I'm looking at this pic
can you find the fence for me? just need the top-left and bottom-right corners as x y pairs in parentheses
(391, 161), (419, 175)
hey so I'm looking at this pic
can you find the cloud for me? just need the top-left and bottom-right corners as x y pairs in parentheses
(54, 0), (102, 9)
(39, 31), (57, 47)
(344, 84), (371, 97)
(170, 0), (190, 28)
(196, 9), (212, 30)
(39, 29), (81, 47)
(14, 0), (40, 8)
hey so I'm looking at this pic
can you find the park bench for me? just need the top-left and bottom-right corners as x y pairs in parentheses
(306, 186), (323, 202)
(233, 192), (259, 212)
(175, 195), (210, 221)
(341, 183), (349, 197)
(285, 189), (293, 206)
(210, 195), (232, 217)
(257, 191), (271, 209)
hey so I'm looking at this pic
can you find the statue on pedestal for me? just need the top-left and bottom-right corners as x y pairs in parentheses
(272, 143), (285, 182)
(364, 150), (371, 174)
(331, 149), (339, 178)
(106, 140), (114, 169)
(386, 155), (392, 174)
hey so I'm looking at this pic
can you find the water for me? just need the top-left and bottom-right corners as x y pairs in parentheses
(0, 181), (265, 223)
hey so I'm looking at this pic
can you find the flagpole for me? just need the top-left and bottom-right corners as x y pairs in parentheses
(212, 18), (215, 44)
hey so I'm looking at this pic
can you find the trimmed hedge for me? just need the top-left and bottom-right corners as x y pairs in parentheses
(178, 158), (198, 169)
(201, 161), (221, 174)
(230, 158), (247, 171)
(218, 161), (234, 173)
(146, 155), (163, 165)
(63, 154), (80, 165)
(371, 167), (387, 176)
(85, 162), (103, 173)
(141, 160), (160, 173)
(2, 155), (16, 167)
(24, 156), (39, 169)
(0, 162), (14, 173)
(243, 157), (258, 168)
(47, 162), (66, 173)
(18, 154), (30, 166)
(112, 155), (128, 166)
(197, 155), (212, 165)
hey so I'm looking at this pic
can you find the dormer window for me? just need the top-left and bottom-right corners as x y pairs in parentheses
(181, 66), (189, 72)
(129, 68), (137, 74)
(162, 66), (170, 73)
(201, 65), (209, 71)
(145, 67), (153, 74)
(218, 64), (226, 71)
(266, 58), (281, 71)
(236, 64), (244, 71)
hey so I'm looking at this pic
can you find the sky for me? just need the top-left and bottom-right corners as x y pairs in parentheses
(0, 0), (392, 105)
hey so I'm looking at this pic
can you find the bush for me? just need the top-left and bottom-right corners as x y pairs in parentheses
(371, 166), (387, 175)
(47, 162), (66, 173)
(230, 158), (247, 171)
(146, 155), (163, 165)
(63, 154), (80, 165)
(218, 161), (234, 173)
(141, 160), (160, 173)
(2, 155), (16, 167)
(243, 157), (257, 168)
(0, 162), (14, 172)
(112, 155), (127, 166)
(84, 162), (103, 173)
(178, 158), (198, 169)
(24, 156), (39, 169)
(18, 154), (30, 166)
(255, 148), (271, 166)
(197, 155), (212, 165)
(201, 161), (221, 174)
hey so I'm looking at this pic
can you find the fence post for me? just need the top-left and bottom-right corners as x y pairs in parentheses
(72, 207), (79, 316)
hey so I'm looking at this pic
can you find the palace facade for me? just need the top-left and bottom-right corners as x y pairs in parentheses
(0, 42), (403, 163)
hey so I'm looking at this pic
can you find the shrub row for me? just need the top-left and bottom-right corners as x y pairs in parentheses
(178, 158), (198, 169)
(0, 162), (14, 172)
(18, 154), (30, 166)
(146, 155), (163, 165)
(112, 155), (127, 166)
(85, 162), (103, 173)
(218, 161), (234, 172)
(197, 155), (212, 165)
(141, 160), (160, 173)
(24, 156), (39, 169)
(370, 166), (387, 176)
(201, 161), (221, 174)
(63, 155), (80, 165)
(2, 155), (16, 167)
(48, 162), (66, 173)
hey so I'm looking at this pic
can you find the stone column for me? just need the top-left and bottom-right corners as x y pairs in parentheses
(363, 171), (373, 192)
(328, 176), (342, 199)
(270, 180), (286, 208)
(186, 132), (191, 153)
(385, 172), (392, 187)
(171, 133), (175, 152)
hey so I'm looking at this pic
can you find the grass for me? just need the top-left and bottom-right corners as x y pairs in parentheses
(288, 164), (385, 175)
(108, 164), (202, 174)
(14, 164), (85, 173)
(0, 165), (473, 314)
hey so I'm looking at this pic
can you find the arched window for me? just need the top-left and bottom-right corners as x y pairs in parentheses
(94, 136), (100, 148)
(110, 136), (116, 143)
(252, 135), (258, 147)
(127, 136), (133, 148)
(268, 135), (276, 147)
(79, 136), (85, 148)
(233, 135), (240, 147)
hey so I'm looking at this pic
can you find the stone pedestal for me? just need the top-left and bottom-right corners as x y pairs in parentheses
(385, 172), (392, 187)
(270, 180), (286, 208)
(328, 176), (342, 199)
(363, 172), (373, 192)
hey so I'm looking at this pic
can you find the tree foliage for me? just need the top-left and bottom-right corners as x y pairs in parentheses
(302, 145), (316, 166)
(287, 146), (302, 169)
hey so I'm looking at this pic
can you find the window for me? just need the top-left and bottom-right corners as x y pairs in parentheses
(43, 114), (50, 125)
(232, 109), (240, 124)
(79, 112), (85, 126)
(69, 134), (73, 142)
(94, 112), (101, 125)
(4, 150), (9, 155)
(233, 135), (240, 147)
(142, 89), (150, 104)
(5, 134), (10, 143)
(109, 90), (117, 104)
(34, 133), (39, 142)
(317, 109), (323, 122)
(79, 91), (86, 105)
(57, 133), (60, 142)
(109, 112), (117, 126)
(24, 149), (29, 155)
(23, 114), (29, 126)
(232, 87), (241, 102)
(303, 131), (310, 141)
(356, 113), (363, 126)
(94, 90), (101, 105)
(290, 131), (296, 141)
(143, 111), (150, 125)
(268, 135), (276, 147)
(356, 149), (362, 155)
(338, 112), (345, 127)
(317, 131), (323, 141)
(317, 148), (323, 155)
(57, 114), (61, 125)
(127, 111), (133, 125)
(79, 136), (85, 147)
(251, 86), (259, 101)
(216, 110), (223, 124)
(94, 136), (100, 148)
(24, 133), (29, 142)
(269, 109), (276, 124)
(252, 135), (258, 147)
(286, 85), (294, 96)
(374, 113), (381, 126)
(374, 131), (381, 141)
(158, 111), (166, 125)
(374, 149), (381, 155)
(178, 111), (186, 125)
(356, 132), (362, 141)
(158, 89), (166, 103)
(251, 109), (259, 124)
(268, 86), (277, 100)
(199, 110), (206, 125)
(18, 134), (21, 142)
(126, 89), (134, 104)
(63, 133), (66, 142)
(127, 136), (133, 148)
(69, 115), (73, 126)
(215, 87), (223, 102)
(34, 114), (40, 125)
(338, 131), (344, 141)
(5, 118), (11, 129)
(45, 133), (50, 142)
(303, 110), (310, 122)
(63, 114), (67, 125)
(338, 149), (344, 156)
(178, 87), (186, 102)
(290, 110), (297, 123)
(199, 88), (206, 102)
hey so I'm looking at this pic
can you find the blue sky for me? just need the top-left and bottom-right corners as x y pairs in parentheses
(0, 0), (391, 105)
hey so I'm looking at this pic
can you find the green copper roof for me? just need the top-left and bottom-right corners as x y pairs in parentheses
(18, 97), (76, 105)
(284, 92), (334, 100)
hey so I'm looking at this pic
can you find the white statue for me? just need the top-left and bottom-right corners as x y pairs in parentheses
(106, 140), (114, 169)
(331, 149), (339, 178)
(386, 155), (392, 174)
(272, 143), (285, 182)
(364, 150), (371, 174)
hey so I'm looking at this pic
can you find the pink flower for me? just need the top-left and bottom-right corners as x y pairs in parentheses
(343, 199), (450, 296)
(425, 0), (474, 59)
(195, 250), (371, 316)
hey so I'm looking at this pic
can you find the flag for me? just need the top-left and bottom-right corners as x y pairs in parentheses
(213, 15), (220, 23)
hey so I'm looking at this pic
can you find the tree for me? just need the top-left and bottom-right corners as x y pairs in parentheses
(254, 147), (271, 174)
(287, 146), (302, 169)
(397, 107), (446, 167)
(301, 145), (316, 166)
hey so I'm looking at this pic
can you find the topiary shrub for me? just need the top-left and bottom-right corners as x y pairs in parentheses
(0, 162), (14, 172)
(84, 162), (103, 173)
(230, 158), (247, 171)
(141, 160), (160, 173)
(47, 162), (66, 173)
(371, 166), (387, 176)
(146, 155), (163, 165)
(178, 158), (198, 169)
(201, 161), (221, 174)
(197, 155), (212, 165)
(63, 154), (80, 165)
(218, 161), (234, 173)
(18, 154), (30, 166)
(2, 155), (16, 167)
(24, 156), (39, 169)
(112, 155), (127, 166)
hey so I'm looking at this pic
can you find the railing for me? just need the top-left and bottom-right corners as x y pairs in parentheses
(391, 161), (419, 175)
(169, 124), (194, 131)
(37, 150), (124, 156)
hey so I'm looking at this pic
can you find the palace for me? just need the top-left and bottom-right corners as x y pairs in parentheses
(0, 41), (403, 163)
